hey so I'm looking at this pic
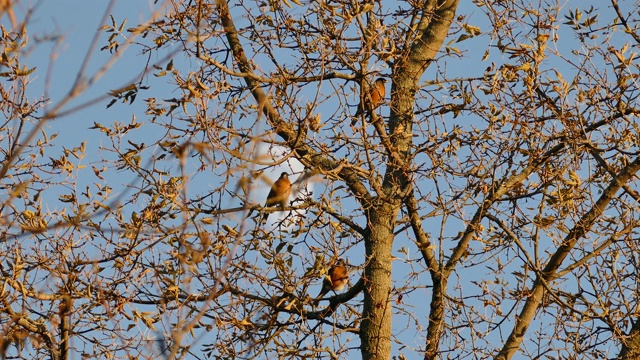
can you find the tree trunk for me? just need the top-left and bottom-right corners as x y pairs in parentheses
(619, 319), (640, 360)
(360, 204), (397, 360)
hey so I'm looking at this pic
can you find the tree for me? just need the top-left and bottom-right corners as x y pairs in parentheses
(1, 0), (640, 359)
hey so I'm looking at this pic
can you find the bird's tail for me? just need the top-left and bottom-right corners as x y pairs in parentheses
(313, 288), (329, 306)
(351, 106), (364, 126)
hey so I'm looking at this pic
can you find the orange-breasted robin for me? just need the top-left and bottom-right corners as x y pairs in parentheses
(352, 77), (388, 125)
(314, 259), (348, 304)
(262, 172), (291, 221)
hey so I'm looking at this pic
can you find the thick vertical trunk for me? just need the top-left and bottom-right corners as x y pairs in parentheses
(360, 204), (398, 360)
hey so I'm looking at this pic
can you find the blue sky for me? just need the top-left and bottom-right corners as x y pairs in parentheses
(4, 0), (634, 358)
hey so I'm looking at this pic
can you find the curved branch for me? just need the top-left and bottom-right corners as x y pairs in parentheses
(496, 155), (640, 360)
(611, 0), (640, 45)
(214, 0), (373, 206)
(404, 188), (439, 274)
(4, 305), (59, 360)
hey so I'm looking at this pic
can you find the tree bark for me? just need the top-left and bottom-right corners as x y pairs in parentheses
(360, 204), (397, 360)
(496, 156), (640, 359)
(619, 319), (640, 360)
(382, 1), (459, 359)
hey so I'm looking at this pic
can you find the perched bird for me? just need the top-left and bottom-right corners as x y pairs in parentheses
(352, 77), (388, 125)
(314, 259), (348, 305)
(262, 172), (291, 221)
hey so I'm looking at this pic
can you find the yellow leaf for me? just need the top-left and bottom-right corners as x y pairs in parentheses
(568, 171), (581, 187)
